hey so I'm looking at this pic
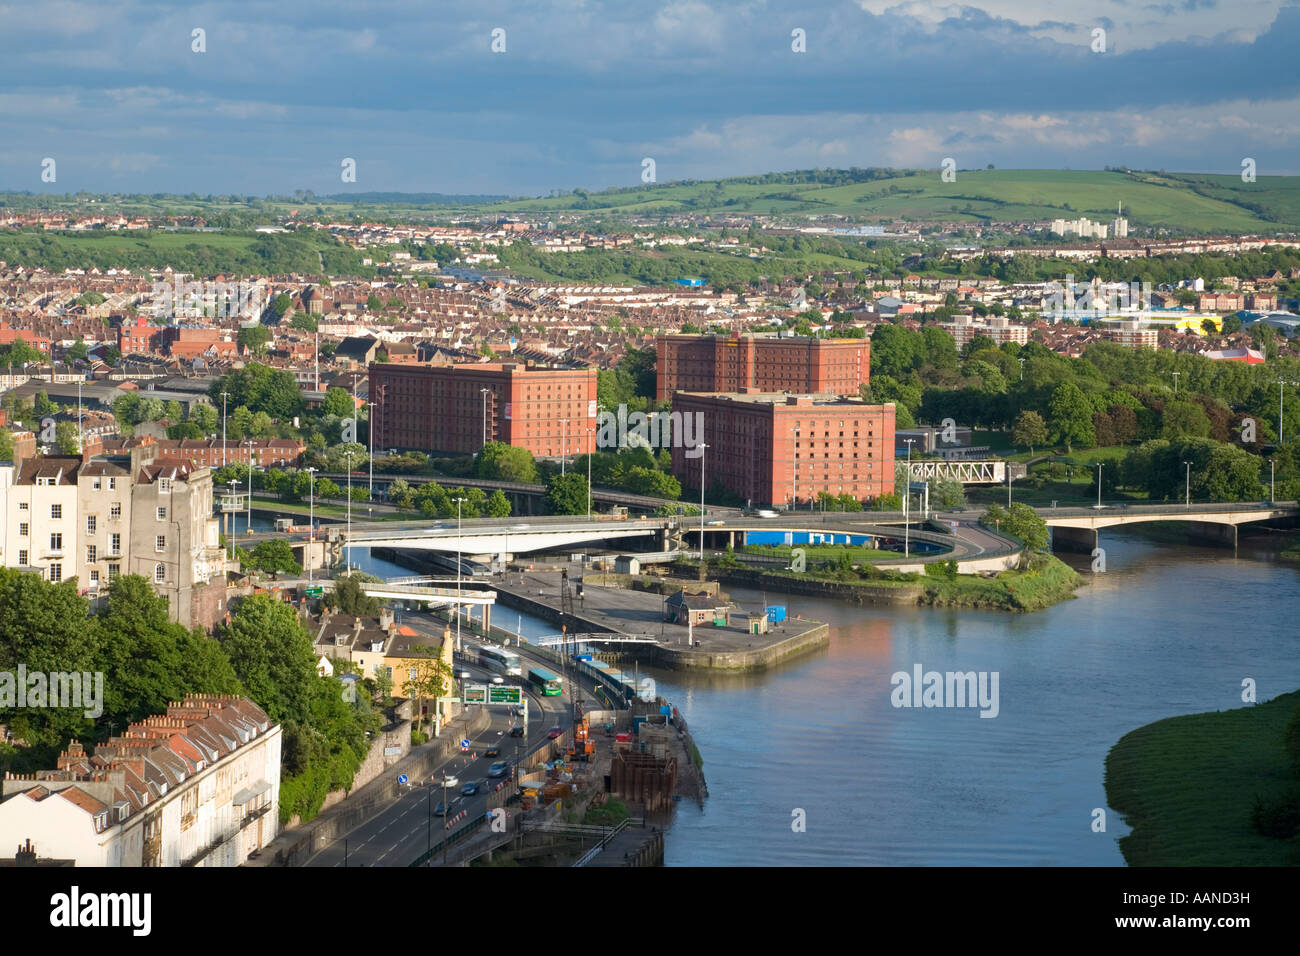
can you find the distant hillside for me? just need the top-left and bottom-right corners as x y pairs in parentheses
(472, 168), (1300, 234)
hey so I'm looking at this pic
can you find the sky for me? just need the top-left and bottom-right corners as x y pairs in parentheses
(1, 0), (1298, 197)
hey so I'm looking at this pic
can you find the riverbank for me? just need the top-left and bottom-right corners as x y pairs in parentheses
(1105, 690), (1300, 866)
(688, 551), (1083, 613)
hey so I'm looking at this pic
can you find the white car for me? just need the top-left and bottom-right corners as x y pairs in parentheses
(491, 675), (505, 685)
(458, 670), (471, 679)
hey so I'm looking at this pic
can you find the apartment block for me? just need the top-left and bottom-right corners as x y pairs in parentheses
(669, 390), (896, 508)
(934, 315), (1030, 347)
(1106, 320), (1159, 349)
(0, 696), (280, 867)
(371, 361), (597, 458)
(655, 333), (870, 402)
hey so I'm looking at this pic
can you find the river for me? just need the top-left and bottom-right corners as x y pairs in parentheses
(258, 512), (1300, 865)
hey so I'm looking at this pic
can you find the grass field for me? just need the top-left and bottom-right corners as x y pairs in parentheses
(1105, 690), (1300, 866)
(741, 543), (901, 563)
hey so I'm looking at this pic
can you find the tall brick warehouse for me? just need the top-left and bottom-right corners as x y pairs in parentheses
(370, 362), (597, 458)
(655, 332), (870, 402)
(669, 390), (896, 508)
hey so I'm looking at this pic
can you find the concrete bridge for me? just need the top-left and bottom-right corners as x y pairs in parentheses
(1044, 501), (1299, 551)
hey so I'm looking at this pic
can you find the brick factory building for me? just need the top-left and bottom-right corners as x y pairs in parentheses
(669, 390), (897, 509)
(654, 333), (870, 402)
(370, 362), (597, 458)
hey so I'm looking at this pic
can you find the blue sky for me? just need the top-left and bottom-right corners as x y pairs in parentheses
(1, 0), (1298, 196)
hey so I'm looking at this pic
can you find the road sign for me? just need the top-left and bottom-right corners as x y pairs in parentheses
(397, 773), (408, 785)
(460, 738), (471, 751)
(488, 685), (522, 705)
(305, 585), (324, 597)
(464, 685), (487, 703)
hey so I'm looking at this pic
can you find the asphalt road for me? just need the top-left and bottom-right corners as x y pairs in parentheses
(304, 616), (597, 868)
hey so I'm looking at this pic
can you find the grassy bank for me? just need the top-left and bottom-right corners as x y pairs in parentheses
(741, 543), (902, 563)
(1105, 690), (1300, 866)
(701, 550), (1082, 612)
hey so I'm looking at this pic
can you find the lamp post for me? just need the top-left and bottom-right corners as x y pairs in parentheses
(586, 425), (593, 521)
(1270, 458), (1276, 503)
(77, 380), (84, 452)
(220, 391), (229, 468)
(1171, 371), (1180, 397)
(306, 467), (317, 582)
(560, 418), (568, 476)
(228, 480), (237, 565)
(1018, 357), (1025, 382)
(454, 496), (467, 652)
(1096, 463), (1103, 509)
(904, 439), (915, 558)
(699, 443), (709, 560)
(480, 387), (490, 449)
(367, 400), (376, 500)
(344, 451), (354, 571)
(245, 439), (253, 535)
(1183, 460), (1192, 508)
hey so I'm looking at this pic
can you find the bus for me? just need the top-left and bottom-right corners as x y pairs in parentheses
(527, 667), (562, 696)
(479, 645), (522, 678)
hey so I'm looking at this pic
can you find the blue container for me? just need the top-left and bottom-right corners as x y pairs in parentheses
(766, 605), (787, 624)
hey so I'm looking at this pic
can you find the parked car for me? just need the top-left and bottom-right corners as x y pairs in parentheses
(487, 762), (509, 778)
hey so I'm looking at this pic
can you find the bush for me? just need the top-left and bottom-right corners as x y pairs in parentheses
(1250, 790), (1300, 839)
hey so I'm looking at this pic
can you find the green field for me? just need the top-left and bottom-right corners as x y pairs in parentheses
(1105, 690), (1300, 866)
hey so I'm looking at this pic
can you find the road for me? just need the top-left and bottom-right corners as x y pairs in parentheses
(303, 614), (599, 868)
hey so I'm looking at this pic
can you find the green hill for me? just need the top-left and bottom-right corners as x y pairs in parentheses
(478, 168), (1300, 233)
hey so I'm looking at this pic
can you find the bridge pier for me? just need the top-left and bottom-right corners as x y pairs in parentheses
(1187, 521), (1238, 549)
(1050, 526), (1097, 554)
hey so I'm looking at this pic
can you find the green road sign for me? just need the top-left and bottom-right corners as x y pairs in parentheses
(489, 685), (522, 704)
(465, 685), (487, 703)
(305, 585), (324, 597)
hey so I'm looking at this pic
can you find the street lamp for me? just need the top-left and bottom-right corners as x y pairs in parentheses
(246, 439), (254, 535)
(904, 439), (915, 558)
(1171, 371), (1179, 397)
(1183, 460), (1192, 508)
(220, 391), (230, 468)
(586, 425), (593, 521)
(227, 480), (237, 565)
(1096, 462), (1103, 509)
(367, 400), (376, 501)
(1270, 458), (1276, 503)
(560, 418), (568, 476)
(454, 496), (467, 652)
(344, 450), (356, 571)
(480, 387), (490, 449)
(306, 467), (317, 582)
(699, 442), (709, 560)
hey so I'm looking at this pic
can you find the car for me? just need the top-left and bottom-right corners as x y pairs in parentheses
(547, 726), (563, 740)
(485, 744), (501, 757)
(508, 724), (525, 738)
(461, 781), (480, 796)
(706, 519), (724, 526)
(487, 761), (509, 778)
(433, 801), (449, 816)
(509, 523), (530, 531)
(952, 507), (966, 513)
(755, 509), (780, 518)
(491, 675), (505, 685)
(458, 670), (471, 679)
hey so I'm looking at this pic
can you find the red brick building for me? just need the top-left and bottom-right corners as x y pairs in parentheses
(371, 362), (597, 458)
(100, 436), (303, 468)
(655, 333), (870, 401)
(669, 390), (896, 508)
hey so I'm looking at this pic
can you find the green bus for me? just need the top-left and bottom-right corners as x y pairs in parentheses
(527, 667), (562, 696)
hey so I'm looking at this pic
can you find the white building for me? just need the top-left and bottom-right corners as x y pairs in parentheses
(0, 696), (279, 867)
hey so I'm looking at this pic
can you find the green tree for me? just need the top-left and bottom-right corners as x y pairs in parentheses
(54, 420), (81, 455)
(290, 312), (319, 331)
(67, 339), (89, 361)
(271, 292), (292, 318)
(220, 595), (316, 725)
(486, 489), (511, 517)
(244, 540), (302, 578)
(0, 429), (13, 462)
(546, 472), (589, 515)
(329, 574), (380, 617)
(981, 502), (1048, 551)
(475, 442), (539, 482)
(322, 387), (354, 418)
(1162, 401), (1212, 440)
(238, 324), (270, 354)
(1048, 381), (1096, 452)
(188, 402), (218, 435)
(1012, 410), (1049, 454)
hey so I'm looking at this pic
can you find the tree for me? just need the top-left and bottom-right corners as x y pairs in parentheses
(475, 442), (539, 482)
(1161, 401), (1212, 440)
(238, 324), (270, 354)
(34, 391), (55, 417)
(188, 402), (219, 435)
(929, 475), (967, 510)
(54, 420), (81, 455)
(400, 647), (453, 734)
(220, 595), (316, 725)
(981, 502), (1048, 551)
(546, 472), (589, 515)
(244, 540), (302, 578)
(486, 489), (511, 517)
(1048, 381), (1096, 452)
(271, 292), (292, 318)
(1012, 410), (1049, 454)
(329, 574), (380, 617)
(322, 387), (354, 418)
(0, 429), (12, 462)
(290, 312), (319, 331)
(67, 339), (89, 361)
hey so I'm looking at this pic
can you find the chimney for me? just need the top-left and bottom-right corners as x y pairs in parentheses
(14, 839), (36, 866)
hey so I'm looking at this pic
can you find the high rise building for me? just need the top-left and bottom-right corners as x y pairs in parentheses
(654, 332), (870, 402)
